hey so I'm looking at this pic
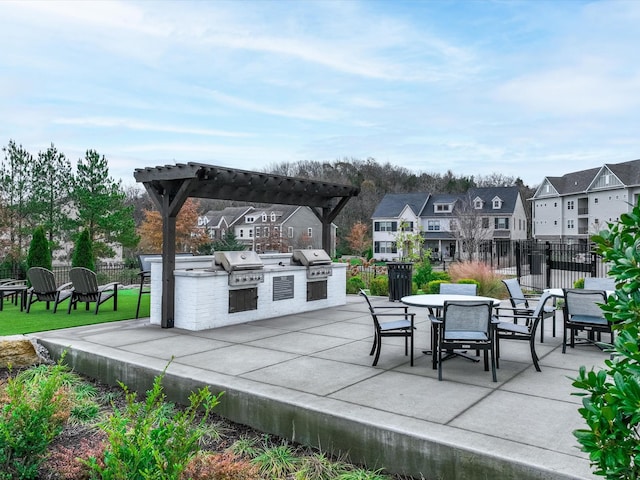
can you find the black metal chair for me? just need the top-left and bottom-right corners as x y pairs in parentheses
(68, 267), (119, 315)
(0, 279), (27, 311)
(359, 290), (415, 367)
(562, 288), (610, 353)
(25, 267), (73, 313)
(502, 278), (556, 342)
(494, 292), (550, 372)
(432, 300), (496, 382)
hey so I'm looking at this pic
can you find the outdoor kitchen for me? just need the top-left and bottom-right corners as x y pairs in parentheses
(147, 250), (347, 330)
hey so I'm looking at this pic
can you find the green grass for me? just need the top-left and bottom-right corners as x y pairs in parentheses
(0, 288), (149, 336)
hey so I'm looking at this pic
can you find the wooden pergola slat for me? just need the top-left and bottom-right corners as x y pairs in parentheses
(134, 162), (360, 328)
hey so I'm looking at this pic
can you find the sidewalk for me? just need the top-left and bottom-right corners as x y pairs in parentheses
(32, 295), (604, 479)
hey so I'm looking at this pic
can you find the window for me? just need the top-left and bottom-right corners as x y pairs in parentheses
(554, 220), (557, 225)
(482, 218), (489, 229)
(450, 220), (457, 231)
(492, 198), (502, 209)
(474, 198), (483, 209)
(401, 221), (414, 231)
(288, 227), (293, 238)
(594, 198), (598, 204)
(255, 227), (260, 237)
(554, 202), (557, 207)
(567, 201), (574, 210)
(374, 221), (397, 232)
(307, 227), (313, 237)
(239, 229), (244, 238)
(435, 204), (452, 213)
(494, 218), (509, 230)
(274, 227), (279, 237)
(427, 220), (440, 231)
(245, 216), (254, 223)
(270, 213), (276, 222)
(374, 241), (397, 254)
(262, 213), (267, 222)
(249, 229), (253, 237)
(264, 227), (269, 236)
(567, 219), (574, 229)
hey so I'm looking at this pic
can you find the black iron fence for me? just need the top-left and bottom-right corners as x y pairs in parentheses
(0, 263), (140, 286)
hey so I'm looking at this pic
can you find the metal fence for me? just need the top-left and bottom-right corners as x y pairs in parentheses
(0, 263), (140, 286)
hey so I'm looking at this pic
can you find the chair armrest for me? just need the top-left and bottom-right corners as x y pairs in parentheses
(58, 282), (73, 291)
(98, 282), (120, 292)
(375, 312), (414, 318)
(139, 270), (151, 278)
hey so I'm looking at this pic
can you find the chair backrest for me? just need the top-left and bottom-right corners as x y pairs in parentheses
(439, 283), (477, 296)
(564, 289), (607, 319)
(27, 267), (57, 294)
(442, 300), (492, 335)
(138, 253), (195, 272)
(359, 289), (375, 313)
(502, 278), (528, 308)
(584, 277), (615, 291)
(69, 267), (99, 295)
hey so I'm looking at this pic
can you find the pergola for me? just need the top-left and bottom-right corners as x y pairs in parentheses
(134, 162), (360, 328)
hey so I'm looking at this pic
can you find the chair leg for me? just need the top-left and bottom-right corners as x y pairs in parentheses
(369, 332), (377, 356)
(490, 348), (497, 382)
(26, 292), (34, 313)
(530, 336), (541, 372)
(372, 335), (382, 366)
(562, 324), (568, 354)
(438, 346), (443, 381)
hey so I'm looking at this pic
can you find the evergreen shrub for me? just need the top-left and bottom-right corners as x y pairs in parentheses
(26, 226), (52, 271)
(72, 229), (95, 271)
(346, 276), (366, 294)
(369, 275), (389, 296)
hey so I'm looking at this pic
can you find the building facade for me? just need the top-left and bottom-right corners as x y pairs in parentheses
(198, 205), (336, 254)
(371, 187), (528, 261)
(531, 159), (640, 244)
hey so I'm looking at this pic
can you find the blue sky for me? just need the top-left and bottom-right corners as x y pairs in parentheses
(1, 0), (639, 188)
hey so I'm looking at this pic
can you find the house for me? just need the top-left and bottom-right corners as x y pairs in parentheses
(531, 159), (640, 245)
(198, 205), (336, 254)
(371, 187), (527, 261)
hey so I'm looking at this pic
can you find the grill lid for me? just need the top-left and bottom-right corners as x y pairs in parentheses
(214, 251), (264, 272)
(291, 249), (332, 266)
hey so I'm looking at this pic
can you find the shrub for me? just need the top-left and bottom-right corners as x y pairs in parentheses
(369, 275), (389, 296)
(42, 434), (106, 480)
(26, 226), (52, 271)
(0, 362), (74, 479)
(571, 202), (640, 478)
(346, 276), (366, 294)
(85, 366), (222, 480)
(295, 451), (350, 480)
(181, 451), (259, 480)
(252, 444), (299, 479)
(574, 277), (585, 289)
(72, 229), (95, 271)
(448, 261), (506, 298)
(424, 280), (447, 294)
(412, 259), (433, 288)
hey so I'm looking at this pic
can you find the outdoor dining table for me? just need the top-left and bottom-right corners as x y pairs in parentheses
(0, 281), (28, 312)
(401, 294), (502, 368)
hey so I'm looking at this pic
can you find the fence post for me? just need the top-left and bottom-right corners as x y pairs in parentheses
(545, 241), (552, 289)
(515, 241), (521, 280)
(590, 244), (597, 277)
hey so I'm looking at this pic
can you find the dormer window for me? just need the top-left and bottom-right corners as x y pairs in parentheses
(262, 213), (267, 222)
(435, 204), (452, 213)
(270, 213), (276, 222)
(492, 197), (502, 209)
(473, 197), (483, 209)
(245, 216), (255, 223)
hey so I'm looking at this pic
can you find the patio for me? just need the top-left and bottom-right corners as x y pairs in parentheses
(31, 294), (603, 479)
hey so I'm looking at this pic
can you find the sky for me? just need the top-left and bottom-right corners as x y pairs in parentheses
(1, 0), (639, 188)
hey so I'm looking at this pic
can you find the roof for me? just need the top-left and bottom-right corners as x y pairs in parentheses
(371, 193), (430, 218)
(537, 159), (640, 196)
(466, 186), (520, 214)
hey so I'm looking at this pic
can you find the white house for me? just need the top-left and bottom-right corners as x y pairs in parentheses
(531, 159), (640, 244)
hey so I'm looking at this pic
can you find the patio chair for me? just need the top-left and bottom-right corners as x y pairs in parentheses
(68, 267), (119, 315)
(25, 267), (73, 313)
(562, 288), (611, 353)
(432, 300), (496, 382)
(583, 277), (615, 291)
(494, 291), (552, 372)
(502, 278), (556, 342)
(439, 283), (477, 296)
(359, 289), (415, 367)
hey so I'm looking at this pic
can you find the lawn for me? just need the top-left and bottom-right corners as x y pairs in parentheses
(0, 288), (149, 336)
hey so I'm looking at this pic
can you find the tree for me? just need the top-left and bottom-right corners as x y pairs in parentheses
(72, 229), (95, 271)
(28, 144), (73, 248)
(26, 226), (52, 271)
(452, 194), (492, 262)
(0, 140), (33, 260)
(71, 150), (139, 258)
(137, 199), (208, 253)
(393, 221), (425, 262)
(346, 222), (370, 257)
(212, 230), (245, 251)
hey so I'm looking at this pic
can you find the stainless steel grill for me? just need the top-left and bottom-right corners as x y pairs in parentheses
(291, 249), (333, 281)
(214, 251), (265, 288)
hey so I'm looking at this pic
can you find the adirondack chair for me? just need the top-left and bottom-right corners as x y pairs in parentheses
(68, 267), (118, 314)
(26, 267), (73, 313)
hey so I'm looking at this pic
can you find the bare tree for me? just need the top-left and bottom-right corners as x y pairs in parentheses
(452, 194), (493, 262)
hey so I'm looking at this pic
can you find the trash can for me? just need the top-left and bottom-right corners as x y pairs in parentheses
(387, 262), (413, 301)
(529, 252), (543, 275)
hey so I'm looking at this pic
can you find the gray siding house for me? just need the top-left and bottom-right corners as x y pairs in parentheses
(532, 159), (640, 244)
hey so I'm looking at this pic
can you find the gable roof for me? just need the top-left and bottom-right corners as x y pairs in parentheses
(465, 186), (520, 214)
(371, 193), (430, 218)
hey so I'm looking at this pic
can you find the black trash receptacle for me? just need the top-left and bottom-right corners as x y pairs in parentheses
(529, 252), (542, 275)
(387, 262), (413, 301)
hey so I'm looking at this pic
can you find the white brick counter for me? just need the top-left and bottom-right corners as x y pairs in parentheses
(149, 255), (346, 330)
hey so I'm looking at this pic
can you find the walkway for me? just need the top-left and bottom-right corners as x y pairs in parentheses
(31, 295), (604, 480)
